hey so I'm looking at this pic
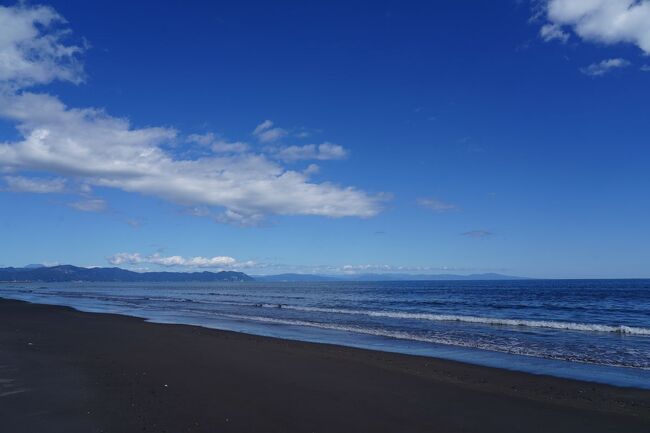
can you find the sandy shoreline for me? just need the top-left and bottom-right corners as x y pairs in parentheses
(1, 297), (649, 432)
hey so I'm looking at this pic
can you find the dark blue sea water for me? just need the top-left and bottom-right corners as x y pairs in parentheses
(2, 279), (650, 388)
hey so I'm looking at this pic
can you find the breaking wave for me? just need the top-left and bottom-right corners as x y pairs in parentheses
(267, 305), (650, 335)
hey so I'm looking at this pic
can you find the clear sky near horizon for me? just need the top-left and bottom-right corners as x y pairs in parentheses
(0, 1), (649, 278)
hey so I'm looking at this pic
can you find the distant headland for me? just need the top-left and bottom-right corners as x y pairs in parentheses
(0, 265), (253, 283)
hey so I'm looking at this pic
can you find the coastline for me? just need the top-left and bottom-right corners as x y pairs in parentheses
(1, 298), (649, 432)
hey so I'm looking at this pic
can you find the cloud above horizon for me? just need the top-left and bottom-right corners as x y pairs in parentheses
(104, 254), (485, 274)
(108, 252), (255, 269)
(337, 264), (468, 274)
(0, 4), (384, 225)
(538, 0), (650, 53)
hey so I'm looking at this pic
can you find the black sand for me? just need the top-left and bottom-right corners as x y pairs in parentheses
(1, 298), (649, 432)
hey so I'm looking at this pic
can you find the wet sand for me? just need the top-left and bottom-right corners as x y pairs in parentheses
(1, 298), (649, 432)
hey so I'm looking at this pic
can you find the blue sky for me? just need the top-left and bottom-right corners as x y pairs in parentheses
(0, 1), (649, 278)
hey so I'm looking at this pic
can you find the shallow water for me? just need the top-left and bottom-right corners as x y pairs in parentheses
(2, 279), (650, 388)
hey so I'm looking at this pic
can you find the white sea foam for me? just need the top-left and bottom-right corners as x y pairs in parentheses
(217, 313), (650, 369)
(265, 305), (650, 335)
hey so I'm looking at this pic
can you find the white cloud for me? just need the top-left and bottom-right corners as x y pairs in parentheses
(539, 23), (570, 42)
(540, 0), (650, 53)
(337, 264), (469, 275)
(580, 57), (631, 76)
(184, 206), (211, 217)
(303, 163), (320, 175)
(211, 140), (249, 153)
(0, 4), (84, 90)
(0, 93), (381, 221)
(641, 64), (650, 71)
(2, 175), (66, 193)
(252, 120), (287, 143)
(68, 198), (107, 212)
(417, 197), (459, 213)
(0, 4), (384, 225)
(253, 120), (273, 135)
(214, 209), (264, 227)
(274, 142), (348, 162)
(107, 252), (255, 269)
(187, 132), (249, 153)
(340, 264), (394, 274)
(186, 132), (215, 146)
(251, 262), (455, 275)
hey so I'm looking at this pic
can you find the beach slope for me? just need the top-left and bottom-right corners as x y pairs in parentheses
(1, 298), (649, 432)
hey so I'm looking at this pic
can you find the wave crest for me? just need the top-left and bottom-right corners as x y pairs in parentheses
(269, 305), (650, 335)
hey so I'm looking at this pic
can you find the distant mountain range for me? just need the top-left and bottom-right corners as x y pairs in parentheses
(0, 265), (253, 282)
(254, 272), (528, 282)
(0, 265), (527, 283)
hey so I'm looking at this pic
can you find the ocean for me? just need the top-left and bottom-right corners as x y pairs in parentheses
(2, 279), (649, 388)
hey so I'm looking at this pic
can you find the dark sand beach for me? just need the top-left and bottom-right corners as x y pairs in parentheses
(1, 298), (649, 433)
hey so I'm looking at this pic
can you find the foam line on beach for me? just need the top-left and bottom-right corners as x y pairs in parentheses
(267, 305), (650, 335)
(216, 313), (650, 369)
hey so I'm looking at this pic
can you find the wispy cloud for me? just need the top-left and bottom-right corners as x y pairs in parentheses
(274, 142), (348, 162)
(338, 264), (465, 274)
(183, 206), (211, 217)
(537, 0), (650, 54)
(417, 197), (459, 213)
(68, 198), (107, 212)
(461, 230), (492, 239)
(254, 262), (477, 275)
(186, 132), (216, 146)
(0, 4), (385, 226)
(2, 175), (66, 193)
(539, 23), (570, 43)
(580, 58), (630, 76)
(252, 120), (287, 143)
(294, 130), (311, 139)
(125, 218), (142, 228)
(214, 209), (265, 227)
(187, 133), (249, 153)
